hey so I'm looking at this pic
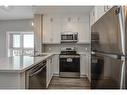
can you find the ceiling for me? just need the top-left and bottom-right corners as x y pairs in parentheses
(0, 6), (93, 20)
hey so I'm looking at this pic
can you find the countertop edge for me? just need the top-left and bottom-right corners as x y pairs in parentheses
(0, 53), (55, 73)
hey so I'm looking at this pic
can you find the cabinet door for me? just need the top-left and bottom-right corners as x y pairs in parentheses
(34, 14), (43, 53)
(80, 52), (91, 78)
(52, 17), (61, 44)
(49, 58), (53, 80)
(90, 9), (95, 26)
(78, 23), (90, 43)
(50, 58), (53, 77)
(43, 16), (61, 44)
(95, 6), (105, 21)
(46, 59), (51, 87)
(46, 57), (54, 87)
(52, 54), (59, 76)
(87, 52), (91, 82)
(43, 16), (52, 43)
(62, 17), (79, 32)
(80, 54), (88, 76)
(46, 59), (49, 87)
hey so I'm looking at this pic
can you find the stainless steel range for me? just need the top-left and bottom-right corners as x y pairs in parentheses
(59, 47), (80, 78)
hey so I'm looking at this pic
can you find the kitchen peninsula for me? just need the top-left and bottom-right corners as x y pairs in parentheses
(0, 53), (54, 89)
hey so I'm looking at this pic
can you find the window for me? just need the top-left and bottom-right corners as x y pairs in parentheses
(23, 34), (34, 48)
(7, 32), (34, 57)
(13, 34), (21, 48)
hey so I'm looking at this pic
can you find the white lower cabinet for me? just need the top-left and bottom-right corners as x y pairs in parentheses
(52, 54), (59, 76)
(46, 57), (53, 88)
(80, 54), (88, 77)
(80, 53), (91, 81)
(88, 53), (91, 82)
(46, 54), (59, 88)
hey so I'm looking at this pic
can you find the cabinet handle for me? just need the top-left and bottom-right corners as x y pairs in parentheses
(104, 6), (107, 12)
(107, 6), (110, 10)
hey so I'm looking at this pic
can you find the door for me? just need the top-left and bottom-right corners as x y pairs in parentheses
(91, 7), (124, 55)
(92, 52), (125, 89)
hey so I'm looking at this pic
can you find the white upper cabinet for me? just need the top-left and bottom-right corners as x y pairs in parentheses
(34, 14), (43, 53)
(78, 22), (90, 43)
(43, 15), (61, 44)
(90, 9), (95, 27)
(43, 14), (90, 44)
(43, 16), (52, 44)
(90, 6), (113, 26)
(52, 17), (62, 43)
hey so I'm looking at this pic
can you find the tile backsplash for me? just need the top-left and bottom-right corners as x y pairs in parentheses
(42, 44), (90, 53)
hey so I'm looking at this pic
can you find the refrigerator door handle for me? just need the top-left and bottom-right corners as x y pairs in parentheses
(115, 6), (126, 89)
(95, 52), (118, 59)
(116, 6), (125, 55)
(120, 58), (126, 89)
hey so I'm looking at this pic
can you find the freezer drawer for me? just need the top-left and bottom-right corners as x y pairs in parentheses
(91, 53), (125, 89)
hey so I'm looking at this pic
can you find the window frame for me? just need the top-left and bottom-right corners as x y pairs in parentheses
(6, 31), (34, 57)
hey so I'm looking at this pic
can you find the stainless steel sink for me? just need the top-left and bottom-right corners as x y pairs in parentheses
(30, 54), (47, 57)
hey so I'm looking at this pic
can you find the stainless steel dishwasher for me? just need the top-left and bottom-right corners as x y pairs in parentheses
(26, 60), (46, 89)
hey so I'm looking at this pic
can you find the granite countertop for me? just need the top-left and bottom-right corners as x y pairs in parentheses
(0, 53), (54, 73)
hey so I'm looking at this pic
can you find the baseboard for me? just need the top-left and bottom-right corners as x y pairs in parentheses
(53, 73), (59, 76)
(80, 74), (87, 78)
(53, 73), (90, 79)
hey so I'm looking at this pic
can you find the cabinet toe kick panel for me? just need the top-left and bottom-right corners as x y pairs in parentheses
(59, 72), (80, 78)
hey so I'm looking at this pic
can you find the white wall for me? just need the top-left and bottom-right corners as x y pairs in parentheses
(0, 19), (33, 57)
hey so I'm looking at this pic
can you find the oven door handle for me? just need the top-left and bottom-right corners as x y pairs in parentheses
(30, 65), (46, 77)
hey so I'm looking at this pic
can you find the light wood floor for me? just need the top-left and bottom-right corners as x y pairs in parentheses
(48, 76), (90, 89)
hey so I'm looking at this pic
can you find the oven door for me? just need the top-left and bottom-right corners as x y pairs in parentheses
(59, 55), (80, 77)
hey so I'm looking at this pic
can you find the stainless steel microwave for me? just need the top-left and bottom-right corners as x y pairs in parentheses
(61, 32), (78, 43)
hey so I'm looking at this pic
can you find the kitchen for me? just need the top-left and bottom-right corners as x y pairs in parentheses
(0, 6), (126, 89)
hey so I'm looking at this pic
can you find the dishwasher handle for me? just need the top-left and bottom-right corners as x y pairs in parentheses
(29, 65), (46, 77)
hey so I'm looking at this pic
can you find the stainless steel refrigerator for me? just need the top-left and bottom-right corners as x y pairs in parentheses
(91, 6), (126, 89)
